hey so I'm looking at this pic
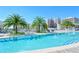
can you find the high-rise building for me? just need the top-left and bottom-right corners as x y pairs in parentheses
(48, 18), (61, 30)
(54, 18), (61, 30)
(48, 18), (56, 28)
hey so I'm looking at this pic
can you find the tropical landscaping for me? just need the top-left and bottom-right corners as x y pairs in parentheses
(61, 19), (75, 30)
(0, 13), (77, 37)
(32, 16), (48, 33)
(2, 14), (48, 36)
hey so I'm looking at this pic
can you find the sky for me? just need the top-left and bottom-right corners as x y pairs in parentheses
(0, 6), (79, 23)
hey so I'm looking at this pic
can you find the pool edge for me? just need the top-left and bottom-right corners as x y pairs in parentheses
(20, 42), (79, 53)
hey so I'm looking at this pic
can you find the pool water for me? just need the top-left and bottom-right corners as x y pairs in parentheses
(0, 32), (79, 53)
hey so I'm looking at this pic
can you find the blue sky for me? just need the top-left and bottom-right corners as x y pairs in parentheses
(0, 6), (79, 23)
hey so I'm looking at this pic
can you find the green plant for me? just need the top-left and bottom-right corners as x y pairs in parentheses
(61, 20), (75, 28)
(3, 14), (28, 34)
(32, 16), (48, 33)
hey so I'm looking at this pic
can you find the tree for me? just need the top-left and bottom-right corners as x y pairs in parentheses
(61, 20), (75, 29)
(3, 14), (28, 34)
(32, 16), (48, 33)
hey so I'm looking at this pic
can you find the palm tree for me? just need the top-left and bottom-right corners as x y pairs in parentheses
(3, 14), (28, 34)
(61, 20), (75, 29)
(32, 16), (48, 33)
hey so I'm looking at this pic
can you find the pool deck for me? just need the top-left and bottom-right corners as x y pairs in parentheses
(23, 42), (79, 53)
(0, 33), (10, 38)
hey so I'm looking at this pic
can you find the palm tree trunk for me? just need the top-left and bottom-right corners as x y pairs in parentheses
(38, 25), (40, 33)
(13, 25), (17, 34)
(15, 25), (17, 34)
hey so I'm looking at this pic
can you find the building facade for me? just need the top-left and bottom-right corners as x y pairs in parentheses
(48, 18), (56, 28)
(47, 18), (61, 32)
(64, 17), (79, 30)
(48, 18), (61, 29)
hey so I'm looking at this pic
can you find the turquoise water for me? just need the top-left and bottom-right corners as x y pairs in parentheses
(0, 32), (79, 53)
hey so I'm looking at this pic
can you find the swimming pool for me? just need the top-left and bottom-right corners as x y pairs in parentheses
(0, 32), (79, 53)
